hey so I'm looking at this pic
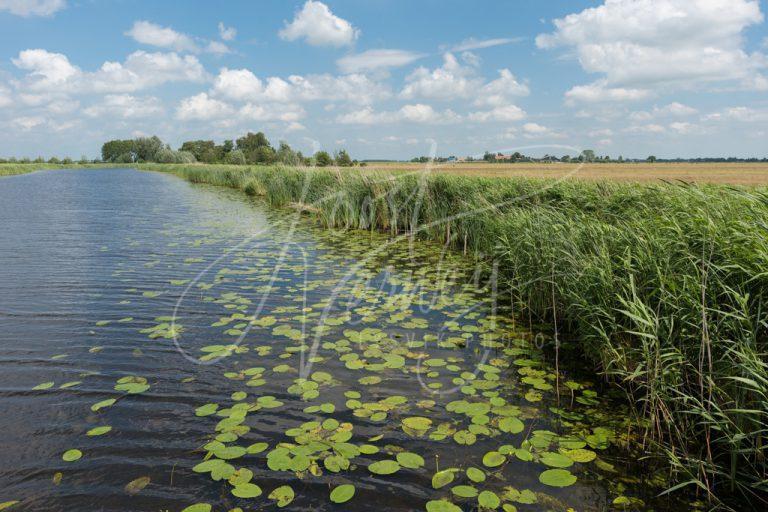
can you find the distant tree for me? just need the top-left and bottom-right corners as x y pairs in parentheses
(133, 136), (163, 162)
(647, 155), (657, 163)
(618, 155), (624, 162)
(101, 139), (134, 162)
(335, 149), (352, 167)
(276, 142), (301, 165)
(314, 151), (332, 167)
(79, 155), (89, 164)
(581, 149), (596, 162)
(225, 149), (247, 165)
(62, 157), (73, 164)
(222, 139), (234, 154)
(48, 157), (61, 164)
(180, 140), (216, 162)
(561, 155), (571, 162)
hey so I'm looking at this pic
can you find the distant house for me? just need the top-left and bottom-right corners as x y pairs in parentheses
(494, 153), (513, 161)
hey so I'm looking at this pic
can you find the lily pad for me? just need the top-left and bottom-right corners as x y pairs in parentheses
(86, 426), (112, 436)
(232, 482), (262, 498)
(124, 476), (150, 495)
(482, 451), (505, 468)
(329, 483), (355, 504)
(396, 452), (425, 469)
(62, 449), (82, 462)
(268, 485), (294, 507)
(425, 500), (462, 512)
(539, 469), (577, 487)
(368, 460), (400, 475)
(181, 505), (211, 512)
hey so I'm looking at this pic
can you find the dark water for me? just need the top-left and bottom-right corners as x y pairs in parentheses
(0, 169), (673, 512)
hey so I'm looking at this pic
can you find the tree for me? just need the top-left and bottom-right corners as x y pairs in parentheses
(226, 149), (246, 165)
(180, 140), (216, 162)
(101, 139), (134, 162)
(314, 151), (332, 167)
(222, 139), (234, 154)
(276, 142), (301, 165)
(335, 149), (352, 167)
(647, 155), (657, 163)
(133, 136), (163, 162)
(581, 149), (596, 162)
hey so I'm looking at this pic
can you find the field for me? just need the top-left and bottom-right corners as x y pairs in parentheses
(358, 161), (768, 185)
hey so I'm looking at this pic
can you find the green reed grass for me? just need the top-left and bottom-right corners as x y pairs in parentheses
(137, 163), (768, 509)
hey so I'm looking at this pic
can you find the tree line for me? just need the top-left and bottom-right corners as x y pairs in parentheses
(100, 133), (358, 167)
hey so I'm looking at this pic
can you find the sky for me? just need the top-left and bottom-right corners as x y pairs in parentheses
(1, 0), (767, 160)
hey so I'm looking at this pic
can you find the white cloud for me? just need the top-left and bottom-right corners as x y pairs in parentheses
(336, 104), (460, 125)
(240, 102), (305, 122)
(400, 53), (481, 100)
(630, 102), (698, 121)
(126, 20), (199, 53)
(205, 41), (231, 55)
(84, 94), (164, 118)
(12, 49), (207, 95)
(212, 68), (263, 102)
(337, 49), (425, 74)
(13, 49), (80, 90)
(218, 22), (236, 41)
(468, 105), (526, 122)
(211, 68), (390, 105)
(538, 0), (767, 101)
(564, 80), (652, 105)
(279, 0), (359, 47)
(669, 121), (696, 134)
(706, 106), (768, 122)
(0, 0), (65, 17)
(12, 115), (46, 131)
(175, 92), (234, 120)
(451, 37), (521, 52)
(0, 84), (12, 108)
(624, 123), (667, 134)
(473, 69), (529, 107)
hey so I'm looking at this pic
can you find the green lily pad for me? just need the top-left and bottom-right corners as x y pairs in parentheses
(466, 467), (486, 483)
(33, 381), (54, 390)
(452, 485), (478, 498)
(425, 500), (462, 512)
(368, 460), (400, 475)
(181, 505), (211, 512)
(482, 451), (505, 467)
(432, 469), (457, 489)
(124, 476), (150, 495)
(232, 482), (262, 498)
(396, 452), (425, 469)
(268, 485), (294, 507)
(329, 483), (355, 503)
(478, 490), (501, 509)
(540, 452), (574, 468)
(91, 398), (116, 412)
(62, 449), (82, 462)
(86, 426), (112, 436)
(539, 469), (577, 487)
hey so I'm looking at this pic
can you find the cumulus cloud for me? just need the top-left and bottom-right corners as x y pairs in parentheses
(175, 92), (234, 121)
(211, 68), (390, 105)
(12, 49), (208, 94)
(336, 104), (460, 125)
(218, 22), (236, 41)
(538, 0), (767, 102)
(279, 1), (359, 47)
(0, 84), (12, 108)
(126, 20), (231, 54)
(0, 0), (65, 17)
(84, 94), (164, 118)
(468, 105), (526, 122)
(336, 49), (426, 74)
(400, 53), (481, 100)
(630, 102), (698, 121)
(126, 20), (199, 53)
(473, 69), (529, 107)
(564, 81), (652, 105)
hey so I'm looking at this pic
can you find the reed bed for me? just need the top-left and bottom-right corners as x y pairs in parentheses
(146, 164), (768, 508)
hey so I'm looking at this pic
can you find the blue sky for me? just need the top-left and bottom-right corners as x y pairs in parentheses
(1, 0), (767, 160)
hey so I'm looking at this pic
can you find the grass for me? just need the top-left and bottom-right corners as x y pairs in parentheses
(0, 163), (123, 176)
(138, 162), (767, 510)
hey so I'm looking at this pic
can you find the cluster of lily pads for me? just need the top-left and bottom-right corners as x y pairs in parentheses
(14, 209), (659, 512)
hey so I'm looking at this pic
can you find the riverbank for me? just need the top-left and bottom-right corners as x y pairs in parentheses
(0, 163), (124, 177)
(134, 163), (767, 510)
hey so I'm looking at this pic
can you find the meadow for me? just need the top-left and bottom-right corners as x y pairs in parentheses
(136, 162), (767, 510)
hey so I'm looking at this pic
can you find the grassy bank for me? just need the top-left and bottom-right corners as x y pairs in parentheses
(139, 163), (767, 509)
(0, 163), (124, 177)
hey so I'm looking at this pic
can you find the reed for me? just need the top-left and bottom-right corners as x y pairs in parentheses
(139, 163), (768, 509)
